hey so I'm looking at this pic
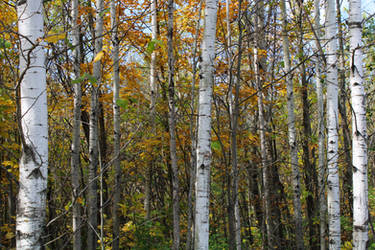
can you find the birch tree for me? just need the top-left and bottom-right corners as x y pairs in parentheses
(337, 0), (353, 220)
(230, 1), (243, 248)
(225, 0), (238, 248)
(167, 0), (180, 248)
(16, 0), (48, 248)
(313, 0), (327, 248)
(280, 0), (303, 248)
(296, 1), (318, 245)
(186, 3), (202, 249)
(70, 0), (82, 248)
(194, 0), (218, 248)
(88, 0), (104, 247)
(326, 0), (340, 248)
(349, 0), (368, 248)
(145, 0), (158, 220)
(253, 0), (277, 247)
(111, 0), (121, 248)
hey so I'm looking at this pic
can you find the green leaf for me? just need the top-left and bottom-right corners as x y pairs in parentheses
(116, 98), (128, 109)
(211, 141), (221, 151)
(146, 39), (163, 54)
(85, 73), (97, 84)
(4, 41), (11, 49)
(71, 73), (97, 84)
(71, 75), (85, 84)
(64, 201), (72, 211)
(99, 8), (110, 18)
(0, 38), (11, 49)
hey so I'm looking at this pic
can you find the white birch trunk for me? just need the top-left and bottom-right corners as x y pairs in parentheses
(88, 0), (103, 247)
(194, 0), (218, 249)
(17, 0), (48, 249)
(253, 1), (275, 248)
(187, 4), (202, 249)
(314, 0), (327, 249)
(326, 0), (340, 248)
(349, 0), (368, 248)
(71, 0), (82, 248)
(145, 0), (158, 220)
(280, 0), (303, 248)
(111, 0), (121, 248)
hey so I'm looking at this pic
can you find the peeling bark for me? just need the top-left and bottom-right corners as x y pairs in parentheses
(17, 0), (48, 248)
(326, 0), (340, 248)
(194, 0), (218, 248)
(349, 0), (368, 248)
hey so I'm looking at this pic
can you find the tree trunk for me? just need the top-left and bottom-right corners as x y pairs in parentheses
(313, 0), (327, 248)
(337, 0), (353, 223)
(225, 0), (235, 247)
(280, 0), (303, 248)
(16, 0), (48, 248)
(296, 2), (319, 248)
(111, 0), (121, 248)
(145, 0), (158, 220)
(87, 63), (99, 250)
(229, 1), (243, 248)
(186, 3), (202, 249)
(256, 69), (274, 249)
(87, 0), (104, 247)
(326, 0), (340, 248)
(71, 0), (82, 248)
(194, 0), (218, 248)
(254, 1), (277, 248)
(349, 0), (368, 248)
(167, 0), (180, 249)
(246, 153), (264, 247)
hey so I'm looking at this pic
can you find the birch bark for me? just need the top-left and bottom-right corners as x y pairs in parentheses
(326, 0), (340, 248)
(88, 0), (104, 247)
(255, 61), (273, 249)
(349, 0), (368, 248)
(111, 0), (121, 248)
(337, 0), (353, 220)
(225, 1), (236, 248)
(145, 0), (157, 220)
(229, 1), (243, 248)
(313, 0), (327, 249)
(69, 2), (83, 250)
(167, 0), (180, 249)
(16, 0), (48, 248)
(71, 0), (82, 248)
(194, 0), (218, 249)
(254, 0), (276, 248)
(186, 3), (202, 249)
(280, 0), (303, 248)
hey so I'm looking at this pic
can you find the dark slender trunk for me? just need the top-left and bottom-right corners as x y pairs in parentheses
(336, 0), (353, 225)
(297, 1), (318, 247)
(246, 155), (264, 246)
(98, 99), (109, 216)
(167, 1), (180, 248)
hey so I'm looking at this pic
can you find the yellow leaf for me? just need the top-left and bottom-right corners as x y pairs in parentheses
(93, 51), (104, 63)
(45, 32), (66, 43)
(5, 232), (15, 239)
(2, 160), (14, 167)
(64, 202), (71, 211)
(121, 221), (134, 232)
